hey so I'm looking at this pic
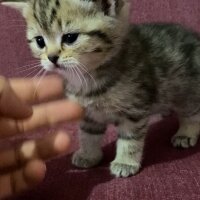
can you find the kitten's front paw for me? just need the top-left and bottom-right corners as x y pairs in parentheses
(72, 150), (103, 168)
(110, 162), (140, 178)
(171, 135), (198, 148)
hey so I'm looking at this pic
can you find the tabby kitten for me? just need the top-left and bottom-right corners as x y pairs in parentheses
(3, 0), (200, 177)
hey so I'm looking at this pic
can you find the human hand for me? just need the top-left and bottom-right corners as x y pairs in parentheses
(0, 75), (83, 199)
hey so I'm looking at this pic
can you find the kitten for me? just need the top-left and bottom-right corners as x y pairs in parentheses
(2, 0), (200, 177)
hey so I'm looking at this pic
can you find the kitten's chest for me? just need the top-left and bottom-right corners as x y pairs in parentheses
(66, 92), (117, 122)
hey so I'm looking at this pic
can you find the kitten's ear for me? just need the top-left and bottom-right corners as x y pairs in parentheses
(1, 1), (28, 14)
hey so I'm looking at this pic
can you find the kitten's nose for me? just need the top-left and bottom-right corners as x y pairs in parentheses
(48, 55), (59, 64)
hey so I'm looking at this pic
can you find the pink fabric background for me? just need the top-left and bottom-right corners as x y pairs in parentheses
(0, 0), (200, 199)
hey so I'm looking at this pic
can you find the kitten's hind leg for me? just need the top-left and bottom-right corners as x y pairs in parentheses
(72, 116), (107, 168)
(171, 116), (200, 148)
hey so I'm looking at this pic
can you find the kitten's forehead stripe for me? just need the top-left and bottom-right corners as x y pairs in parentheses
(50, 8), (57, 24)
(33, 0), (48, 31)
(66, 21), (71, 26)
(33, 0), (40, 25)
(31, 0), (113, 35)
(57, 18), (62, 28)
(33, 12), (40, 24)
(32, 0), (61, 32)
(56, 0), (60, 8)
(101, 0), (110, 15)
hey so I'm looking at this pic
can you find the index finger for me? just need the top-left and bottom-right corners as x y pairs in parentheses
(0, 100), (83, 138)
(10, 75), (65, 104)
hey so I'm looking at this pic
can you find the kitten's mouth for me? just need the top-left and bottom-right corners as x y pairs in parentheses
(54, 64), (61, 69)
(52, 63), (66, 70)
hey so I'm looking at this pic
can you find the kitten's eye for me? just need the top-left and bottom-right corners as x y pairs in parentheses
(62, 33), (79, 45)
(35, 36), (45, 49)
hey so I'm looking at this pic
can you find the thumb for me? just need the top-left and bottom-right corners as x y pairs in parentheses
(0, 76), (32, 119)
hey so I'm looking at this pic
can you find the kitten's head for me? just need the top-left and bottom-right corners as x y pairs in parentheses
(2, 0), (130, 74)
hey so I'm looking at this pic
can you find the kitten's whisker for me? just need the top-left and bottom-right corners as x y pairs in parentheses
(71, 65), (83, 87)
(62, 63), (68, 76)
(75, 65), (88, 90)
(28, 59), (40, 62)
(16, 65), (41, 74)
(66, 64), (77, 85)
(25, 60), (41, 64)
(78, 62), (97, 88)
(69, 64), (77, 81)
(33, 68), (45, 79)
(33, 70), (47, 97)
(72, 65), (83, 86)
(77, 62), (91, 75)
(17, 62), (41, 70)
(68, 64), (75, 81)
(68, 64), (75, 80)
(63, 59), (91, 90)
(23, 67), (41, 78)
(17, 65), (40, 73)
(16, 66), (40, 72)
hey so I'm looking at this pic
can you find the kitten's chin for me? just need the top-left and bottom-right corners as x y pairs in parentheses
(53, 66), (86, 90)
(41, 62), (89, 90)
(41, 61), (55, 71)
